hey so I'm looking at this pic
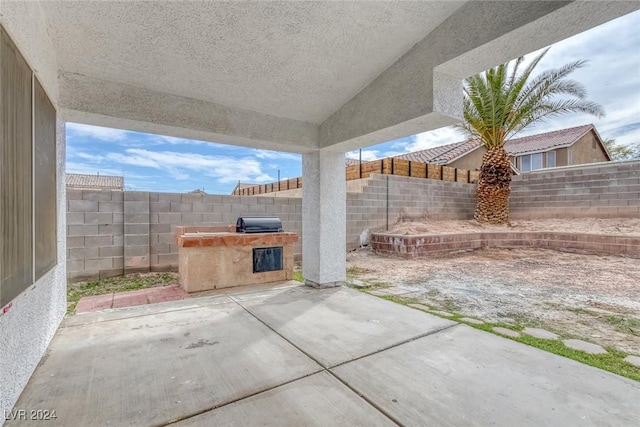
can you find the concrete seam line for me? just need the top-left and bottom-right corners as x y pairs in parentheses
(229, 295), (326, 368)
(324, 368), (404, 427)
(228, 296), (403, 427)
(157, 368), (326, 427)
(328, 322), (461, 370)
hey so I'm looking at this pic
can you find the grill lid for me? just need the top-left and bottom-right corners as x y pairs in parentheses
(236, 217), (283, 233)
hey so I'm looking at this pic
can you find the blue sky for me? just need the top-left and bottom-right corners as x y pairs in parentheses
(67, 9), (640, 194)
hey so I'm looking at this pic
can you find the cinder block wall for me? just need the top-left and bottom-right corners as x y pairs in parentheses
(346, 175), (476, 247)
(66, 190), (302, 282)
(67, 189), (125, 283)
(510, 160), (640, 219)
(66, 175), (477, 282)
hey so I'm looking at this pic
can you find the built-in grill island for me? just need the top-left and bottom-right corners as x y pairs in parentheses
(174, 217), (298, 293)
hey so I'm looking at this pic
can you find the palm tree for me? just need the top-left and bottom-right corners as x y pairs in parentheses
(456, 48), (604, 224)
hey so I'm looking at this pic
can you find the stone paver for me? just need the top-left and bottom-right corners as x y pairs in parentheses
(75, 285), (189, 313)
(493, 327), (521, 338)
(563, 339), (607, 355)
(460, 317), (484, 325)
(408, 304), (454, 318)
(523, 327), (559, 340)
(74, 293), (113, 313)
(624, 355), (640, 367)
(380, 286), (420, 296)
(431, 310), (454, 317)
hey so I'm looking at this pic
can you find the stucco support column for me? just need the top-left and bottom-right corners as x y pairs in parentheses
(302, 150), (346, 287)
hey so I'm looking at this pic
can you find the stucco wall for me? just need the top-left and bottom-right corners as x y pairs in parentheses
(449, 146), (486, 171)
(569, 132), (609, 165)
(0, 4), (66, 422)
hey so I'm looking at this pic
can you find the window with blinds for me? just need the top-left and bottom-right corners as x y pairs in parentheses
(0, 27), (57, 307)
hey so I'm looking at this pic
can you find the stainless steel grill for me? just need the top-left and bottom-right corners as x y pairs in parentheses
(236, 217), (283, 233)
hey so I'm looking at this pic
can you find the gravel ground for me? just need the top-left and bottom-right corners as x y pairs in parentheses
(347, 247), (640, 354)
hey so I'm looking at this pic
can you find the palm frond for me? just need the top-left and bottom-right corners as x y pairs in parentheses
(460, 47), (603, 148)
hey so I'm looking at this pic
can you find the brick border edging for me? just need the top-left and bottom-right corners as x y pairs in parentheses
(371, 231), (640, 259)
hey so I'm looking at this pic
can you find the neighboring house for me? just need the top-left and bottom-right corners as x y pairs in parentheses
(395, 124), (611, 173)
(66, 173), (124, 190)
(345, 158), (360, 167)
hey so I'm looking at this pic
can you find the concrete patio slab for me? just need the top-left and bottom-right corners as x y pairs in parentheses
(9, 285), (640, 426)
(175, 372), (394, 426)
(233, 286), (456, 367)
(10, 297), (321, 426)
(331, 324), (640, 426)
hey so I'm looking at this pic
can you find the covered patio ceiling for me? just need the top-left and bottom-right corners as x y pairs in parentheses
(28, 1), (640, 153)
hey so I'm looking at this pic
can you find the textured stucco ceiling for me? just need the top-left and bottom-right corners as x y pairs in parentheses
(42, 1), (466, 124)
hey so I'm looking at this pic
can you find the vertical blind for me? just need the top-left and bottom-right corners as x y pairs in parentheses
(0, 27), (57, 307)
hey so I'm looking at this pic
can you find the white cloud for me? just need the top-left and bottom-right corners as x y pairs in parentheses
(346, 150), (380, 161)
(66, 123), (131, 141)
(65, 161), (125, 177)
(148, 134), (213, 147)
(254, 149), (301, 161)
(104, 149), (273, 183)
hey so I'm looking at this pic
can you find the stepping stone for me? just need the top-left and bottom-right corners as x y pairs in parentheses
(493, 327), (521, 338)
(349, 279), (368, 288)
(523, 328), (559, 340)
(408, 304), (454, 317)
(563, 339), (607, 355)
(624, 355), (640, 367)
(431, 310), (454, 317)
(460, 317), (484, 325)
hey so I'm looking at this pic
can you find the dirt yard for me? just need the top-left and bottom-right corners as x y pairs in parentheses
(347, 241), (640, 355)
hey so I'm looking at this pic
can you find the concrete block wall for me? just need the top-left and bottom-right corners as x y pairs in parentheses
(345, 174), (476, 249)
(66, 189), (124, 283)
(148, 193), (302, 273)
(510, 160), (640, 219)
(66, 191), (302, 282)
(66, 175), (476, 282)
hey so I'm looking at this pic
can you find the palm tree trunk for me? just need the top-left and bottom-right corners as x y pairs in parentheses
(474, 147), (512, 224)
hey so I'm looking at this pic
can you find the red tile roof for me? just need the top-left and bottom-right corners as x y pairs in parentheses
(66, 173), (124, 190)
(505, 124), (594, 155)
(395, 124), (598, 164)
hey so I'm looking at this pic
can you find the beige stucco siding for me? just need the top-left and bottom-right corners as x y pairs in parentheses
(449, 146), (487, 171)
(570, 131), (610, 165)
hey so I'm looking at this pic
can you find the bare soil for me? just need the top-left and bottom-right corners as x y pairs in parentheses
(386, 217), (640, 236)
(347, 220), (640, 354)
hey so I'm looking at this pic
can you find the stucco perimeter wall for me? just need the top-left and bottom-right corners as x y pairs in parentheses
(67, 175), (476, 282)
(510, 160), (640, 219)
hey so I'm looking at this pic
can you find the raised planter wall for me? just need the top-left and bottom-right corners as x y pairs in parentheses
(372, 231), (640, 259)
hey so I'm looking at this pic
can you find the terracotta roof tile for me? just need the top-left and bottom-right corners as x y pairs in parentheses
(394, 124), (596, 164)
(504, 124), (594, 155)
(66, 173), (124, 189)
